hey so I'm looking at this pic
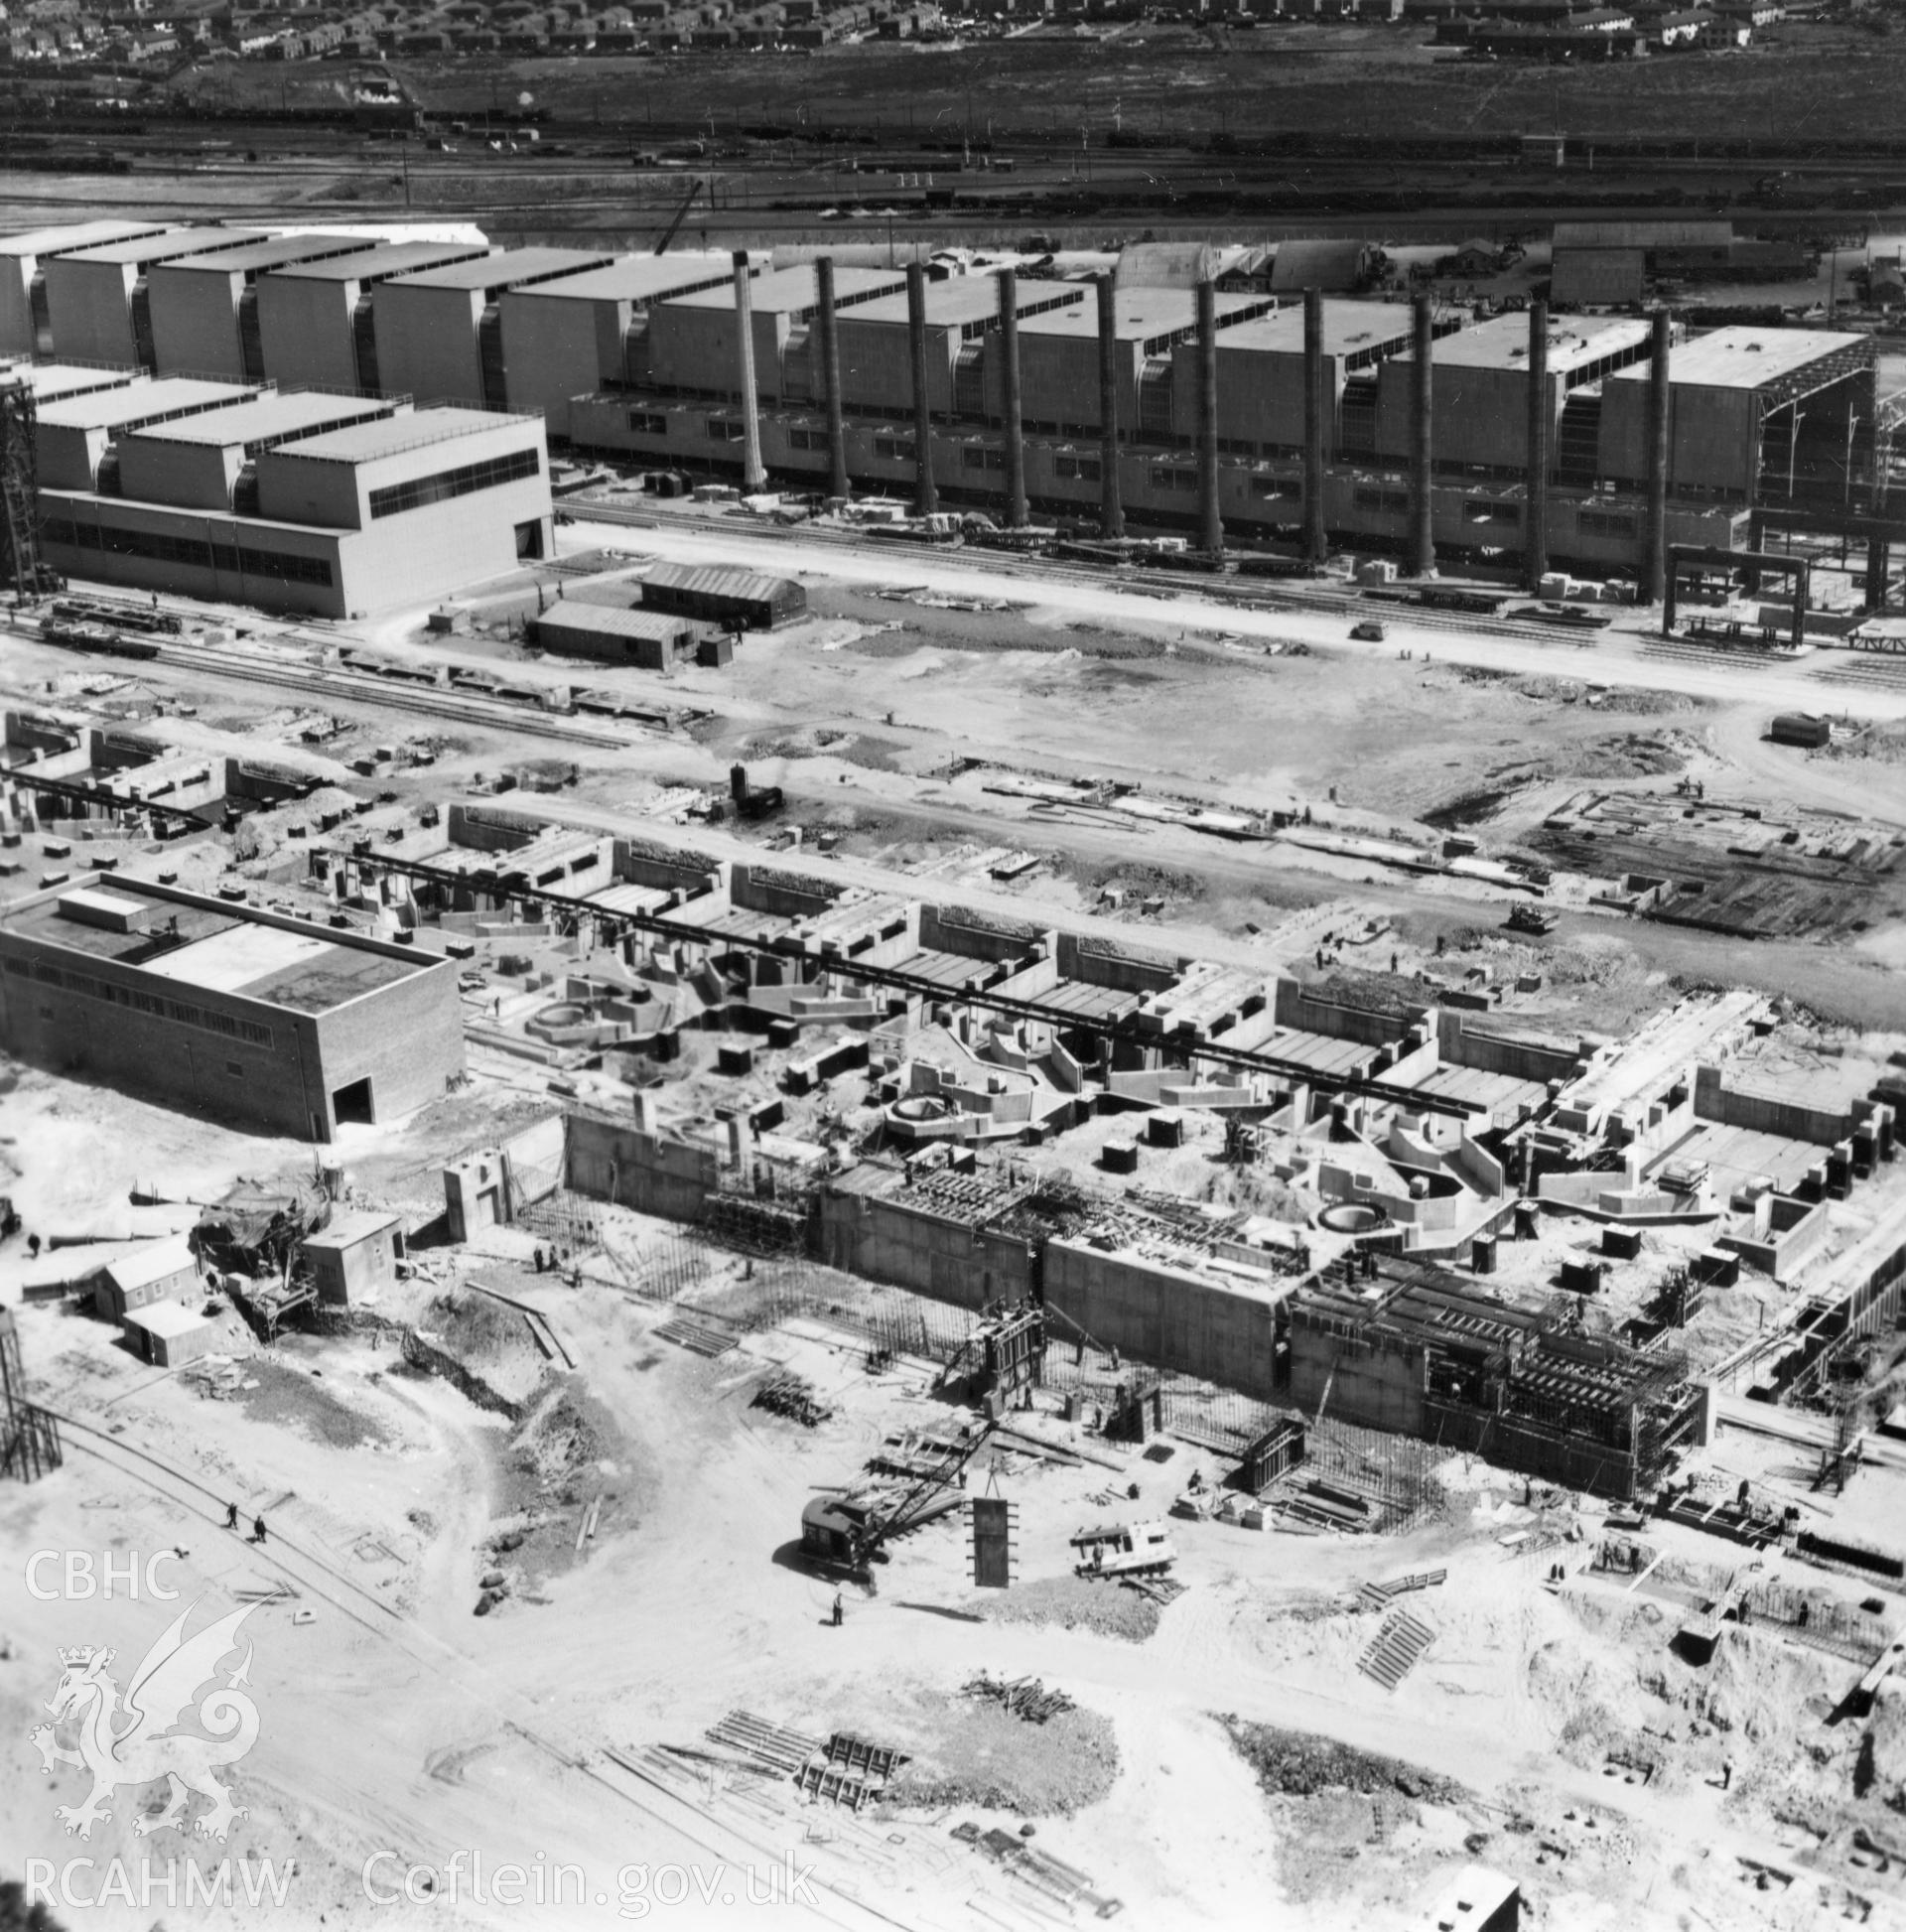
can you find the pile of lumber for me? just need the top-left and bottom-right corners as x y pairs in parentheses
(963, 1672), (1076, 1725)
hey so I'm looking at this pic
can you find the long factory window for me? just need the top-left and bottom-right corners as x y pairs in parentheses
(42, 517), (333, 587)
(365, 445), (541, 521)
(6, 954), (275, 1047)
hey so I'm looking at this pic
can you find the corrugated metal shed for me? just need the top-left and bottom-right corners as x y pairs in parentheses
(1550, 249), (1645, 307)
(639, 563), (806, 627)
(1269, 240), (1372, 293)
(536, 599), (696, 669)
(1553, 220), (1733, 251)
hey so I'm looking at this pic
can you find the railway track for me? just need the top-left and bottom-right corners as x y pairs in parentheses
(42, 1404), (917, 1932)
(137, 633), (641, 750)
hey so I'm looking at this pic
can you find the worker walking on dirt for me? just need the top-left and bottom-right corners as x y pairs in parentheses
(831, 1591), (844, 1628)
(1720, 1758), (1733, 1792)
(252, 1516), (268, 1546)
(225, 1502), (239, 1531)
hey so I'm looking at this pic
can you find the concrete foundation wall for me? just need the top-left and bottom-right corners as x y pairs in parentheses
(1438, 1010), (1583, 1085)
(919, 903), (1043, 964)
(1056, 931), (1179, 994)
(565, 1113), (720, 1219)
(1288, 1318), (1427, 1434)
(1276, 979), (1419, 1046)
(1695, 1062), (1854, 1147)
(1043, 1236), (1281, 1399)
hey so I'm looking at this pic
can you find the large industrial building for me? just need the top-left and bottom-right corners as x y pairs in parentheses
(147, 233), (378, 384)
(1, 215), (1890, 600)
(370, 245), (615, 410)
(0, 220), (167, 358)
(37, 390), (553, 618)
(254, 239), (493, 394)
(0, 877), (466, 1142)
(497, 251), (740, 438)
(43, 228), (263, 370)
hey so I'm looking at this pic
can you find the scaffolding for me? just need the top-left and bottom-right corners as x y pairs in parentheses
(1, 1310), (62, 1482)
(0, 379), (54, 600)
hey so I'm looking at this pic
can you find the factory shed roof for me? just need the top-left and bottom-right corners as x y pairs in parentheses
(271, 241), (494, 283)
(642, 563), (797, 603)
(1019, 287), (1268, 343)
(0, 220), (167, 261)
(101, 1237), (198, 1294)
(37, 377), (253, 432)
(385, 245), (614, 293)
(1398, 309), (1650, 371)
(275, 405), (537, 465)
(840, 276), (1088, 329)
(1, 362), (140, 402)
(167, 233), (374, 277)
(59, 228), (263, 268)
(1268, 239), (1372, 292)
(662, 264), (904, 316)
(1605, 325), (1871, 392)
(510, 253), (736, 304)
(1549, 249), (1645, 306)
(538, 601), (695, 642)
(1553, 219), (1733, 249)
(128, 391), (393, 451)
(1215, 299), (1416, 359)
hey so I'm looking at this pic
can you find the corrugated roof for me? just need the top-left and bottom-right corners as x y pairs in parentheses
(538, 600), (694, 640)
(1269, 240), (1371, 292)
(1549, 249), (1645, 306)
(1553, 219), (1732, 250)
(643, 562), (798, 603)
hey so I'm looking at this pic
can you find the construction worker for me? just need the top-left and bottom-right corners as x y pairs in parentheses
(1720, 1758), (1733, 1792)
(831, 1591), (844, 1628)
(225, 1502), (239, 1531)
(252, 1516), (268, 1546)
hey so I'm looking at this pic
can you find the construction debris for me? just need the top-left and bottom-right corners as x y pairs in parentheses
(963, 1672), (1077, 1725)
(751, 1371), (832, 1428)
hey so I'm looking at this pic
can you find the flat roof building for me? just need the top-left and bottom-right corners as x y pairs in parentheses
(114, 389), (402, 513)
(1373, 309), (1650, 473)
(1015, 286), (1276, 439)
(41, 401), (552, 619)
(298, 1206), (404, 1306)
(123, 1301), (219, 1368)
(533, 599), (701, 669)
(498, 251), (742, 437)
(832, 273), (1089, 420)
(254, 240), (494, 396)
(0, 219), (169, 356)
(0, 359), (143, 406)
(0, 877), (466, 1143)
(1598, 324), (1875, 501)
(44, 228), (264, 369)
(147, 232), (377, 383)
(372, 245), (615, 410)
(644, 264), (909, 406)
(36, 376), (261, 491)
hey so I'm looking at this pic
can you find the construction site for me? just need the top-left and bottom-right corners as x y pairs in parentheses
(2, 209), (1906, 1932)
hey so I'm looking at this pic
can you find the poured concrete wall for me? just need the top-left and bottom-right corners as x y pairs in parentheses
(1276, 980), (1421, 1046)
(1056, 931), (1180, 995)
(1042, 1236), (1282, 1400)
(1287, 1313), (1427, 1434)
(1438, 1010), (1584, 1085)
(1695, 1062), (1857, 1148)
(564, 1115), (719, 1220)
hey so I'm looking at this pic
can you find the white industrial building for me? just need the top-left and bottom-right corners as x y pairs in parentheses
(147, 233), (376, 383)
(497, 251), (738, 437)
(36, 376), (261, 490)
(38, 395), (552, 619)
(254, 239), (492, 395)
(370, 245), (613, 410)
(44, 228), (262, 369)
(0, 219), (166, 357)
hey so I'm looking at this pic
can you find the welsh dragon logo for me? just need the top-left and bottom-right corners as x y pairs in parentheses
(31, 1599), (260, 1843)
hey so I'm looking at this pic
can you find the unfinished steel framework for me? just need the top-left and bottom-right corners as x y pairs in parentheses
(0, 1308), (61, 1481)
(0, 377), (53, 597)
(1290, 1259), (1702, 1501)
